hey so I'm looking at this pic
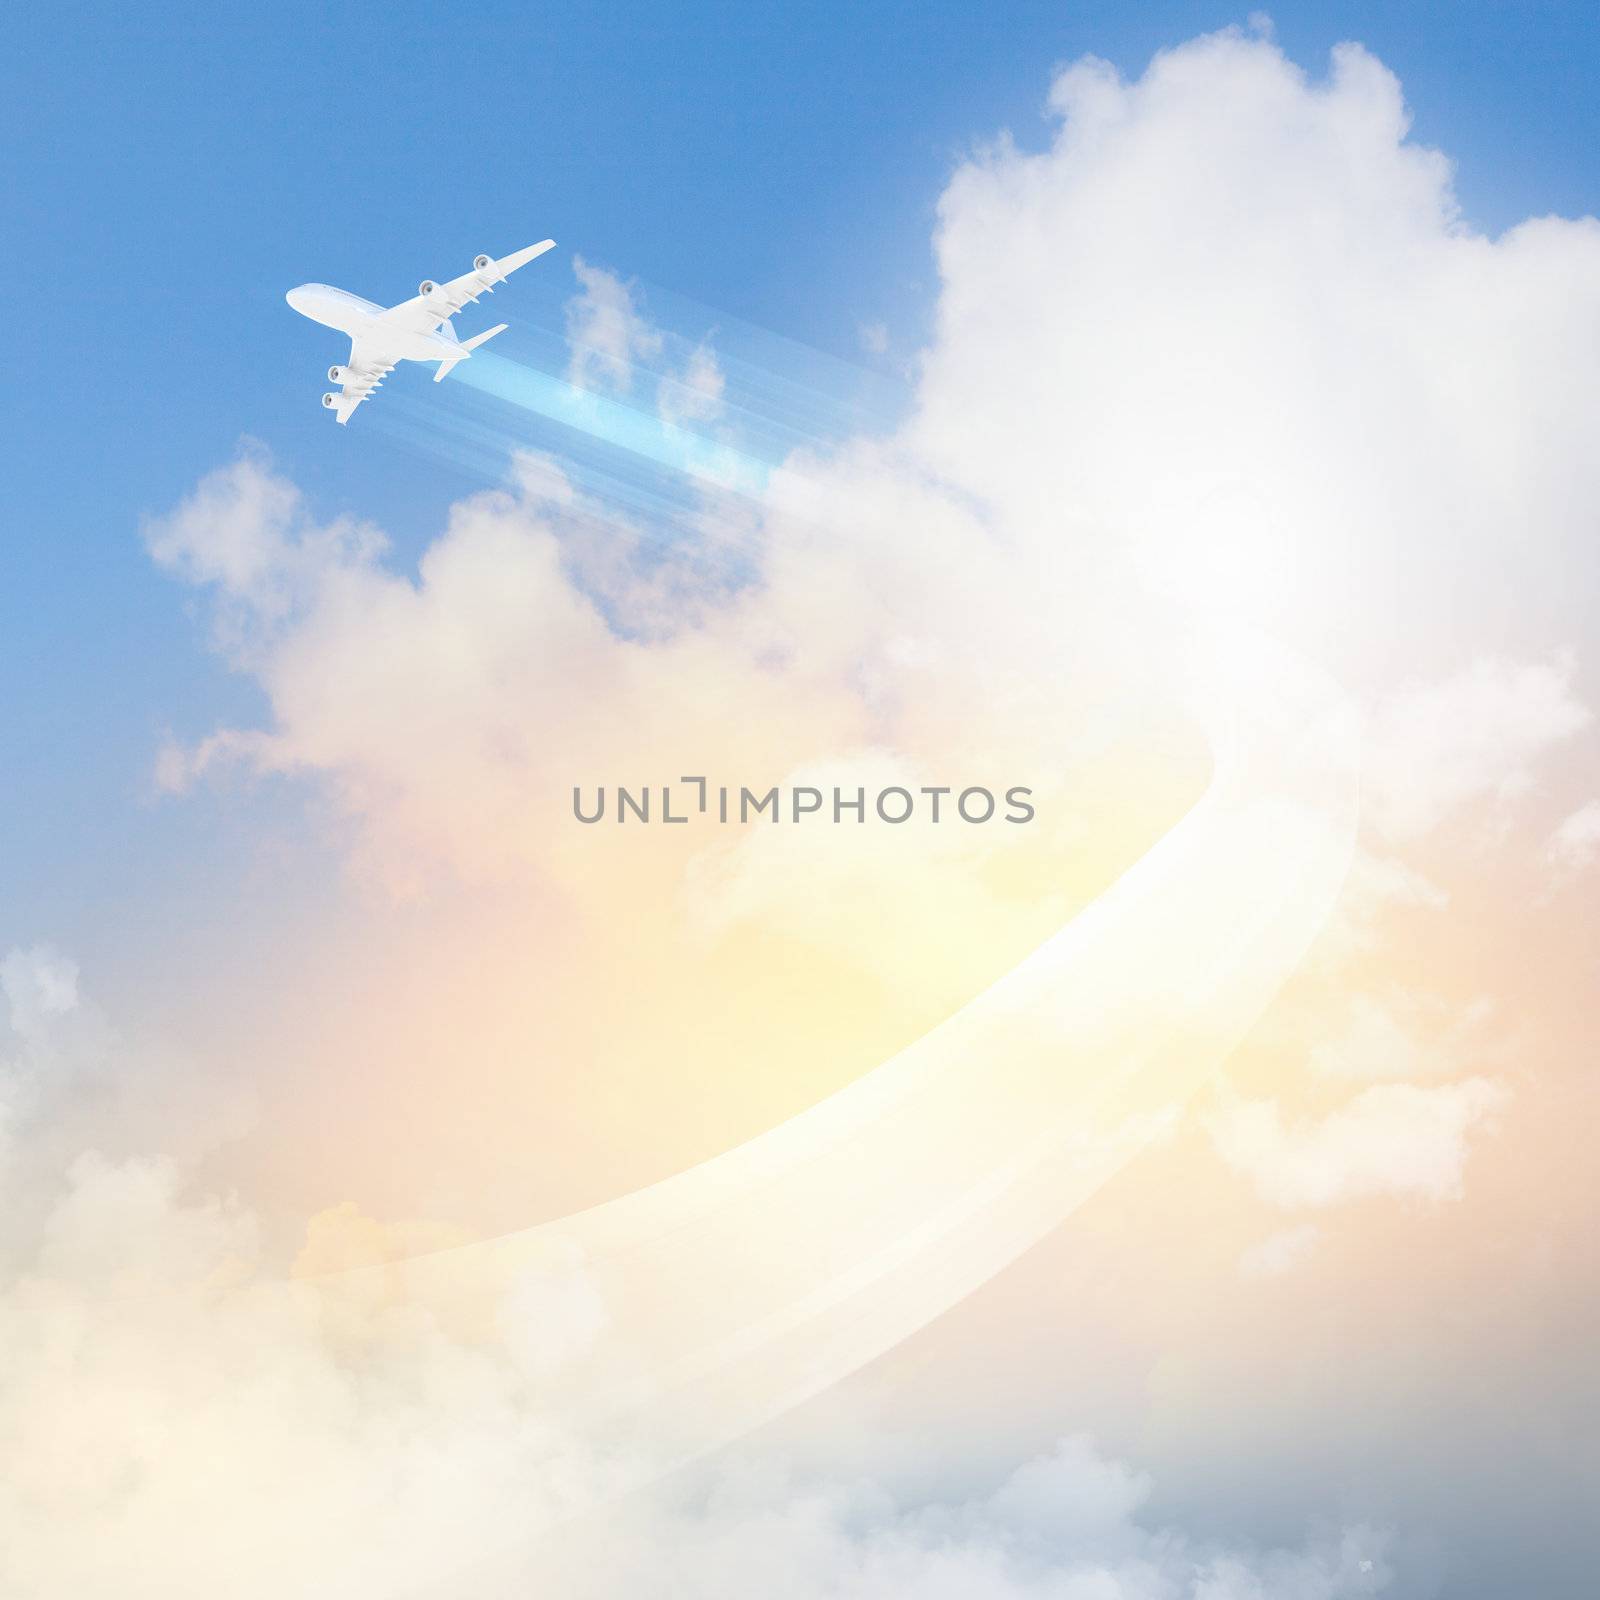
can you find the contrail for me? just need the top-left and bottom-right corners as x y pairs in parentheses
(451, 351), (771, 495)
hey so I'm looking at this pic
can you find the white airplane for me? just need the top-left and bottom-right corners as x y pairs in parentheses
(285, 240), (555, 423)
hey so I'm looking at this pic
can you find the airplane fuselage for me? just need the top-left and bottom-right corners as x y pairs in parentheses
(286, 283), (465, 363)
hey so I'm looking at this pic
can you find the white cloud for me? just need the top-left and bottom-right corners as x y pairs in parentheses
(37, 1149), (259, 1290)
(1208, 1078), (1508, 1209)
(561, 1434), (1393, 1600)
(1306, 848), (1449, 976)
(566, 254), (665, 393)
(142, 445), (387, 667)
(657, 338), (726, 427)
(1364, 658), (1591, 844)
(1, 946), (79, 1041)
(913, 36), (1600, 654)
(1307, 988), (1494, 1081)
(0, 952), (1403, 1598)
(1546, 799), (1600, 873)
(565, 257), (728, 427)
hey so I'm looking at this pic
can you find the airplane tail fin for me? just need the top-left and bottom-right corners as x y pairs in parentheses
(438, 320), (505, 382)
(461, 322), (508, 353)
(436, 322), (508, 382)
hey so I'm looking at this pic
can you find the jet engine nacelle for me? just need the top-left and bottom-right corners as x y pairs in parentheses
(418, 279), (438, 297)
(474, 254), (495, 275)
(322, 392), (338, 410)
(328, 365), (349, 385)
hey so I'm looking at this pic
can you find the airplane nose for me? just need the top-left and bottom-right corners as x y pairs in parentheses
(285, 285), (312, 313)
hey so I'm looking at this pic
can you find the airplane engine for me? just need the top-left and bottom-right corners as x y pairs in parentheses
(322, 393), (338, 409)
(418, 279), (438, 297)
(474, 254), (494, 274)
(327, 365), (349, 385)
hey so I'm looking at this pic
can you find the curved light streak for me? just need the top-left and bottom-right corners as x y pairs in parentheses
(341, 622), (1360, 1507)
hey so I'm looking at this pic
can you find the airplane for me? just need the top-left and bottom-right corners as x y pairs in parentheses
(285, 240), (556, 423)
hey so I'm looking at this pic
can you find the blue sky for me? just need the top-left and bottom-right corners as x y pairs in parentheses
(3, 0), (1598, 981)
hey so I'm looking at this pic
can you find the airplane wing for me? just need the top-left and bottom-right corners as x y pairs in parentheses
(376, 240), (556, 336)
(326, 338), (397, 426)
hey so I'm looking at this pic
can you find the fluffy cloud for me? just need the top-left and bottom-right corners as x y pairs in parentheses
(1307, 988), (1495, 1081)
(145, 446), (752, 890)
(142, 446), (387, 665)
(565, 254), (664, 392)
(1, 951), (1404, 1599)
(564, 1435), (1393, 1600)
(1546, 798), (1600, 873)
(0, 949), (612, 1595)
(913, 38), (1600, 660)
(1, 945), (79, 1042)
(657, 337), (727, 426)
(565, 257), (728, 433)
(1207, 1078), (1508, 1209)
(1364, 658), (1590, 844)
